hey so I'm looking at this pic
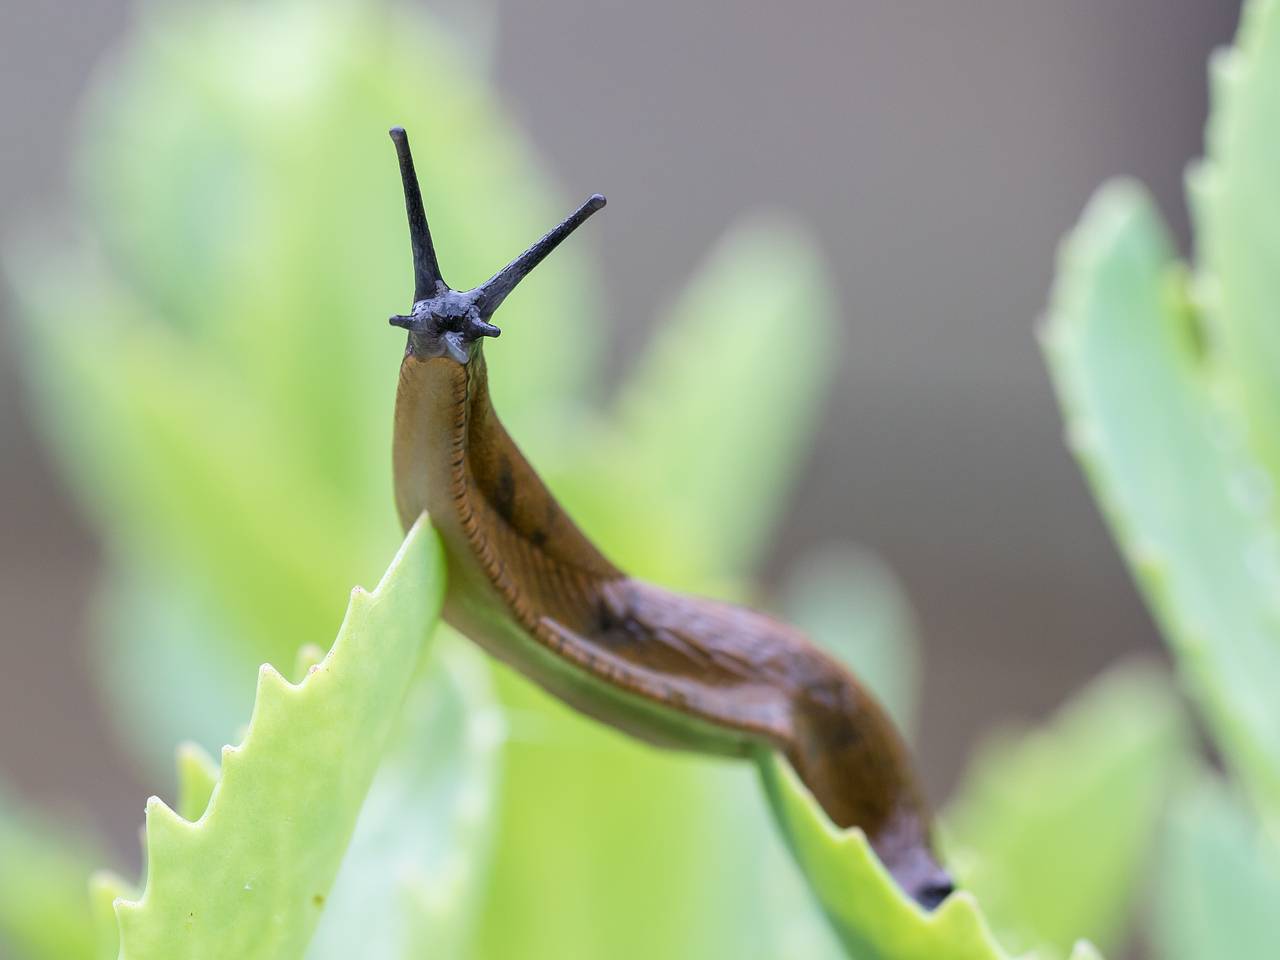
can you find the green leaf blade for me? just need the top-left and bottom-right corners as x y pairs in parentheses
(1042, 180), (1280, 813)
(306, 633), (503, 960)
(112, 517), (444, 960)
(1196, 0), (1280, 490)
(1151, 776), (1280, 960)
(758, 754), (1020, 960)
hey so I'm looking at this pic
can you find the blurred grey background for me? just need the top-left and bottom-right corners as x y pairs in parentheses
(0, 0), (1240, 849)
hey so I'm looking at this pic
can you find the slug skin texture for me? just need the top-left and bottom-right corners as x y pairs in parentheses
(386, 127), (953, 910)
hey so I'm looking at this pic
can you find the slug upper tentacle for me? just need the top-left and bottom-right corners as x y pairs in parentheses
(386, 126), (953, 910)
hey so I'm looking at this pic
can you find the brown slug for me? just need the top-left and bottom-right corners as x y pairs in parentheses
(385, 126), (953, 910)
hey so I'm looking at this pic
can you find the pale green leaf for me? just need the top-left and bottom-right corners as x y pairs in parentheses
(1194, 0), (1280, 491)
(757, 753), (1045, 960)
(306, 632), (502, 960)
(1151, 776), (1280, 960)
(944, 662), (1188, 957)
(109, 516), (444, 959)
(290, 645), (328, 683)
(1042, 180), (1280, 812)
(174, 743), (219, 823)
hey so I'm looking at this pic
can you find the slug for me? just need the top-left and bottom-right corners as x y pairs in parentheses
(386, 127), (953, 910)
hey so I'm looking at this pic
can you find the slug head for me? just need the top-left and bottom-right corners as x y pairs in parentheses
(388, 126), (605, 363)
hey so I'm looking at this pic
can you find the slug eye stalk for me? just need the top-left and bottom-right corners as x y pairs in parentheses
(387, 126), (606, 363)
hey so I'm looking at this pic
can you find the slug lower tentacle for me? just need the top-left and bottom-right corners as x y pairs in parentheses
(386, 126), (953, 910)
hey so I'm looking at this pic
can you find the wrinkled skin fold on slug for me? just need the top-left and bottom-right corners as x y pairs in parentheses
(385, 126), (953, 910)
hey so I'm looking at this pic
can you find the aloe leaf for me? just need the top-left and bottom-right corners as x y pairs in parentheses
(944, 662), (1188, 957)
(1042, 181), (1280, 813)
(306, 633), (502, 960)
(610, 215), (840, 577)
(1151, 776), (1280, 960)
(107, 516), (444, 959)
(174, 743), (220, 823)
(757, 663), (1174, 960)
(758, 753), (1058, 960)
(1193, 0), (1280, 488)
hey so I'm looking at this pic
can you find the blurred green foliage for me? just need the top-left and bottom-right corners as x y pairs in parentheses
(1151, 779), (1280, 960)
(5, 0), (1277, 957)
(944, 665), (1187, 957)
(1042, 3), (1280, 958)
(0, 789), (100, 959)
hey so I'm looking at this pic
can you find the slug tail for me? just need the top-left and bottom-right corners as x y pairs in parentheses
(785, 683), (954, 911)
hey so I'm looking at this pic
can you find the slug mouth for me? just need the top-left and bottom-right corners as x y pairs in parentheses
(387, 126), (605, 363)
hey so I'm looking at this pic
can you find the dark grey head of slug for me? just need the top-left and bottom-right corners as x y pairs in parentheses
(388, 126), (606, 364)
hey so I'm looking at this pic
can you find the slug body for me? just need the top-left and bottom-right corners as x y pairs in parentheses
(386, 128), (952, 909)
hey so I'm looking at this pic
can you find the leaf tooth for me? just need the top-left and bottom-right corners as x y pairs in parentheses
(259, 660), (293, 691)
(1069, 941), (1106, 960)
(1208, 44), (1244, 110)
(90, 869), (134, 959)
(928, 890), (987, 935)
(144, 795), (197, 848)
(1203, 46), (1244, 167)
(1035, 319), (1078, 367)
(250, 661), (300, 716)
(114, 897), (144, 933)
(1126, 539), (1167, 580)
(1183, 159), (1216, 232)
(175, 740), (220, 822)
(136, 796), (201, 897)
(216, 663), (297, 769)
(291, 643), (327, 683)
(1065, 421), (1103, 459)
(90, 868), (138, 918)
(90, 868), (136, 904)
